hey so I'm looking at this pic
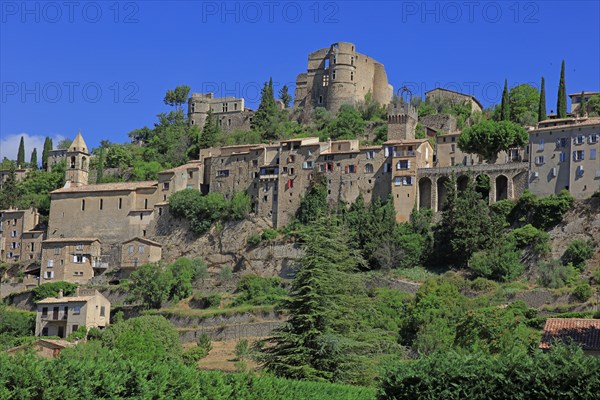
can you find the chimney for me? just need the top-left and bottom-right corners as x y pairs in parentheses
(57, 290), (63, 299)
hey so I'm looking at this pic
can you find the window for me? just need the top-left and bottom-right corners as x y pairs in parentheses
(188, 171), (193, 179)
(42, 327), (48, 336)
(350, 71), (354, 81)
(43, 271), (54, 279)
(139, 245), (145, 253)
(318, 95), (323, 104)
(41, 307), (48, 317)
(302, 161), (314, 169)
(560, 137), (569, 147)
(73, 306), (81, 315)
(118, 198), (122, 209)
(332, 70), (336, 80)
(346, 165), (356, 173)
(451, 144), (456, 152)
(574, 135), (585, 144)
(74, 255), (84, 263)
(364, 163), (374, 173)
(535, 156), (545, 165)
(559, 152), (567, 162)
(589, 134), (599, 144)
(396, 160), (410, 170)
(11, 230), (17, 237)
(573, 150), (585, 161)
(394, 176), (413, 186)
(47, 260), (54, 268)
(539, 140), (544, 151)
(100, 306), (106, 317)
(576, 165), (585, 176)
(162, 182), (170, 190)
(590, 149), (597, 160)
(383, 163), (393, 173)
(222, 103), (228, 112)
(64, 306), (68, 317)
(128, 245), (134, 254)
(99, 199), (103, 210)
(366, 150), (375, 159)
(81, 199), (85, 211)
(72, 325), (79, 333)
(217, 170), (229, 177)
(76, 243), (83, 251)
(73, 271), (83, 276)
(252, 159), (258, 167)
(144, 199), (148, 209)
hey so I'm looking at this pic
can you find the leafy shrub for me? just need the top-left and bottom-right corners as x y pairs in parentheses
(593, 268), (600, 284)
(219, 266), (233, 284)
(233, 275), (287, 306)
(509, 190), (574, 230)
(235, 339), (250, 361)
(229, 191), (251, 220)
(183, 334), (212, 364)
(247, 234), (262, 246)
(67, 326), (87, 341)
(572, 282), (592, 302)
(538, 260), (577, 289)
(261, 228), (279, 241)
(31, 281), (77, 301)
(469, 277), (499, 293)
(562, 239), (594, 270)
(87, 327), (103, 340)
(204, 293), (222, 308)
(469, 240), (524, 282)
(510, 224), (550, 255)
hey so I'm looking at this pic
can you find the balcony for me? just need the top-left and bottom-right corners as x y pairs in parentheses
(93, 261), (109, 269)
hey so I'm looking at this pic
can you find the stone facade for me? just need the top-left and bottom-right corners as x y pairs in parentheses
(187, 93), (254, 132)
(425, 88), (483, 114)
(40, 238), (104, 284)
(47, 149), (67, 171)
(528, 117), (600, 199)
(0, 208), (43, 267)
(568, 92), (599, 114)
(419, 114), (457, 134)
(64, 132), (89, 187)
(294, 42), (393, 114)
(0, 167), (30, 189)
(435, 132), (527, 168)
(35, 288), (110, 338)
(120, 237), (162, 269)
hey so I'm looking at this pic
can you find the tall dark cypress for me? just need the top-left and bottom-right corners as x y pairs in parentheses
(538, 77), (547, 122)
(501, 80), (510, 121)
(42, 137), (52, 170)
(557, 60), (567, 118)
(16, 136), (25, 167)
(579, 91), (586, 117)
(30, 148), (38, 168)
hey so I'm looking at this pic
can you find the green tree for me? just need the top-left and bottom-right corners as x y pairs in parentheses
(296, 173), (328, 224)
(586, 94), (600, 117)
(538, 76), (547, 121)
(17, 136), (25, 167)
(29, 148), (37, 169)
(562, 239), (594, 270)
(557, 60), (567, 118)
(279, 84), (292, 108)
(500, 79), (510, 121)
(198, 110), (221, 149)
(128, 264), (173, 309)
(262, 216), (365, 382)
(469, 238), (524, 282)
(163, 85), (191, 111)
(457, 119), (528, 163)
(0, 163), (20, 209)
(41, 136), (53, 170)
(326, 105), (366, 140)
(252, 78), (279, 139)
(57, 138), (72, 150)
(508, 83), (540, 126)
(579, 91), (586, 117)
(95, 147), (105, 183)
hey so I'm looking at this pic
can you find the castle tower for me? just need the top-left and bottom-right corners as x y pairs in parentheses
(387, 99), (418, 141)
(65, 131), (89, 187)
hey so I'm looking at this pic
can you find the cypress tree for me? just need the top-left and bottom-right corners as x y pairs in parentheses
(279, 84), (292, 108)
(538, 77), (547, 121)
(252, 78), (278, 139)
(500, 80), (510, 121)
(42, 137), (52, 170)
(557, 60), (567, 118)
(96, 147), (105, 183)
(16, 136), (25, 167)
(198, 110), (220, 149)
(579, 91), (586, 117)
(0, 163), (20, 209)
(30, 148), (38, 168)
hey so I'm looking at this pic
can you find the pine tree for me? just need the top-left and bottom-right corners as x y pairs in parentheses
(29, 148), (38, 168)
(42, 136), (52, 170)
(579, 91), (586, 117)
(16, 136), (25, 167)
(279, 84), (292, 108)
(538, 77), (547, 122)
(261, 216), (364, 381)
(557, 60), (567, 118)
(198, 110), (220, 149)
(500, 80), (510, 121)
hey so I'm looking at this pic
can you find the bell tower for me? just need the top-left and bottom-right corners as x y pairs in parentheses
(65, 131), (89, 187)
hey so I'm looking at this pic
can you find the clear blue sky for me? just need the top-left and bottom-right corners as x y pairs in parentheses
(1, 1), (599, 158)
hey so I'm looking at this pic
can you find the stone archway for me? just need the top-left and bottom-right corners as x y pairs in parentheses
(419, 177), (432, 209)
(437, 176), (450, 211)
(496, 175), (508, 201)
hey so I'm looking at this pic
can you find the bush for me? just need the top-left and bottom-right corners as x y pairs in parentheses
(469, 240), (524, 282)
(87, 327), (103, 340)
(562, 239), (594, 270)
(261, 228), (278, 241)
(228, 191), (251, 220)
(31, 281), (77, 301)
(204, 293), (222, 308)
(247, 234), (261, 247)
(235, 339), (251, 361)
(469, 277), (499, 293)
(510, 190), (574, 230)
(593, 268), (600, 284)
(510, 224), (550, 255)
(67, 326), (87, 341)
(219, 266), (233, 284)
(233, 275), (287, 306)
(572, 282), (593, 302)
(538, 260), (577, 289)
(183, 334), (212, 364)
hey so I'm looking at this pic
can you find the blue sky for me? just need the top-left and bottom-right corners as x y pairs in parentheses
(1, 1), (599, 159)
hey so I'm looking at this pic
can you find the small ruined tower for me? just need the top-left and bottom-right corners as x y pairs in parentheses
(65, 131), (89, 187)
(387, 86), (418, 140)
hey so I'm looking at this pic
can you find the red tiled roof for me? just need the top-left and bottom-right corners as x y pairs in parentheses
(540, 318), (600, 350)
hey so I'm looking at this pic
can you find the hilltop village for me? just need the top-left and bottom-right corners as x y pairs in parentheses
(1, 42), (599, 291)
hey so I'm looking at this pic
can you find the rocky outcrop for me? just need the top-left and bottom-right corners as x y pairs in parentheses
(147, 213), (303, 278)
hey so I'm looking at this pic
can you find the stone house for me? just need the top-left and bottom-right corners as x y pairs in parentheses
(46, 149), (67, 171)
(425, 88), (483, 114)
(294, 42), (393, 114)
(0, 208), (43, 267)
(120, 237), (162, 269)
(40, 238), (103, 284)
(35, 288), (110, 338)
(435, 132), (527, 168)
(568, 91), (600, 114)
(540, 318), (600, 357)
(528, 117), (600, 199)
(187, 92), (254, 132)
(7, 338), (74, 358)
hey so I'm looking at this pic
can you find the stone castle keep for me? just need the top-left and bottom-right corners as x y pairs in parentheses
(1, 41), (599, 289)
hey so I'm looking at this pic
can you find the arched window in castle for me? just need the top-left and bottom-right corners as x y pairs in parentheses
(322, 75), (329, 87)
(81, 199), (85, 211)
(364, 163), (374, 173)
(351, 56), (354, 66)
(350, 72), (354, 81)
(70, 156), (76, 169)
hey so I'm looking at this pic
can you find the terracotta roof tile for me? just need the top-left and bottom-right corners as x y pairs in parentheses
(51, 181), (157, 194)
(540, 318), (600, 350)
